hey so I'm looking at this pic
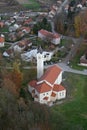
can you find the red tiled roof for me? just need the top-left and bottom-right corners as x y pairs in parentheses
(51, 92), (56, 97)
(43, 96), (49, 100)
(39, 29), (60, 38)
(29, 80), (37, 88)
(39, 65), (62, 85)
(36, 82), (51, 93)
(0, 22), (4, 27)
(24, 18), (32, 24)
(53, 84), (65, 92)
(22, 27), (30, 32)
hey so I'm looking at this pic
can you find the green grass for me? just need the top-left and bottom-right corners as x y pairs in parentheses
(70, 44), (87, 70)
(23, 0), (40, 10)
(51, 72), (87, 130)
(0, 27), (9, 32)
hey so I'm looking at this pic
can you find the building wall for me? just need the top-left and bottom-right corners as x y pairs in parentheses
(0, 42), (4, 47)
(28, 85), (33, 93)
(37, 53), (44, 79)
(14, 45), (23, 52)
(57, 90), (66, 100)
(38, 32), (45, 40)
(52, 37), (60, 45)
(39, 90), (52, 104)
(54, 72), (62, 85)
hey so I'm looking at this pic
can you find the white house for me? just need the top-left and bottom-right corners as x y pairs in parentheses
(21, 49), (53, 62)
(14, 40), (32, 53)
(28, 65), (66, 106)
(38, 29), (61, 45)
(0, 34), (5, 47)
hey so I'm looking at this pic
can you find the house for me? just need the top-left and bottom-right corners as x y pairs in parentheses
(23, 18), (32, 25)
(0, 34), (5, 47)
(0, 22), (4, 28)
(8, 33), (17, 42)
(21, 27), (31, 34)
(3, 48), (14, 57)
(14, 39), (32, 53)
(28, 65), (66, 106)
(80, 52), (87, 66)
(38, 29), (61, 45)
(21, 49), (53, 62)
(9, 24), (20, 32)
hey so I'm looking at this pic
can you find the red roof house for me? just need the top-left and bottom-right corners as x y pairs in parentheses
(0, 34), (5, 47)
(38, 29), (61, 45)
(28, 65), (66, 106)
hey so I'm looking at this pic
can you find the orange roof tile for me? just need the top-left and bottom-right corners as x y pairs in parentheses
(39, 65), (62, 85)
(53, 84), (65, 92)
(39, 29), (60, 38)
(29, 80), (37, 88)
(0, 37), (5, 43)
(51, 92), (56, 97)
(36, 82), (51, 93)
(43, 96), (49, 100)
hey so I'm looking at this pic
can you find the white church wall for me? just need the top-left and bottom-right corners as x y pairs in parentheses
(37, 53), (44, 79)
(28, 85), (33, 93)
(39, 90), (52, 104)
(57, 90), (66, 100)
(54, 72), (62, 85)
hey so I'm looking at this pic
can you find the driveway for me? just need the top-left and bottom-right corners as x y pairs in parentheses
(57, 62), (87, 75)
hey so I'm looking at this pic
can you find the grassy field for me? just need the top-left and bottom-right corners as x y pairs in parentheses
(70, 43), (87, 70)
(20, 0), (41, 10)
(51, 72), (87, 130)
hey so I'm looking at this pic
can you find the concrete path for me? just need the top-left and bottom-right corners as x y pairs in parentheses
(57, 62), (87, 75)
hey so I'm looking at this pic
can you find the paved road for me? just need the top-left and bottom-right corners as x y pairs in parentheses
(62, 36), (83, 63)
(57, 0), (69, 14)
(57, 62), (87, 75)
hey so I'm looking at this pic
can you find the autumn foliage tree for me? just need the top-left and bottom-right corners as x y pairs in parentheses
(11, 60), (23, 92)
(74, 15), (81, 37)
(74, 9), (87, 38)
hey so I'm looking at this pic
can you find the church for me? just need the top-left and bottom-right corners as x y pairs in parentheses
(28, 52), (66, 106)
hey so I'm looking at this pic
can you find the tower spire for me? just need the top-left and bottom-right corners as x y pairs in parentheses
(37, 46), (44, 79)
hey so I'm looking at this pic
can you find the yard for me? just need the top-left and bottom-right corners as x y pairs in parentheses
(17, 0), (41, 10)
(70, 43), (87, 70)
(51, 72), (87, 130)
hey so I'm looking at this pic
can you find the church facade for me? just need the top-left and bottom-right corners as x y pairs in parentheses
(28, 64), (66, 106)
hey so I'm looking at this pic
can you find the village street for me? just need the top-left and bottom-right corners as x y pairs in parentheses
(22, 0), (87, 76)
(1, 0), (87, 76)
(50, 0), (87, 76)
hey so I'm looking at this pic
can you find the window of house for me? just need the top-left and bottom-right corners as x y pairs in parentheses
(62, 92), (64, 96)
(60, 93), (61, 96)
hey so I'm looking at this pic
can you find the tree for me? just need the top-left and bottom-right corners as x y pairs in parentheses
(74, 9), (87, 38)
(11, 60), (23, 92)
(74, 15), (81, 37)
(33, 17), (52, 34)
(42, 17), (48, 25)
(2, 78), (18, 96)
(54, 13), (66, 34)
